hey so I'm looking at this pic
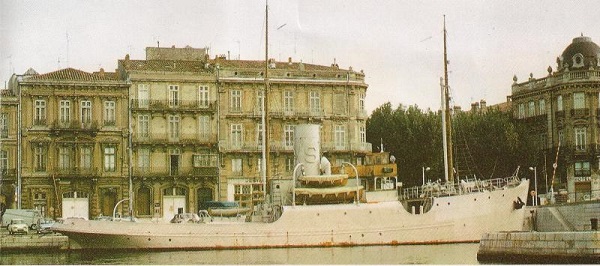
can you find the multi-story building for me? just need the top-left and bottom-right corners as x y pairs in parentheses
(0, 82), (19, 212)
(117, 47), (220, 220)
(7, 68), (130, 219)
(115, 46), (370, 220)
(510, 35), (600, 202)
(3, 45), (372, 220)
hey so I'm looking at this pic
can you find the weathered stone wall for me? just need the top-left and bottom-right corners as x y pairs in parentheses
(535, 201), (600, 231)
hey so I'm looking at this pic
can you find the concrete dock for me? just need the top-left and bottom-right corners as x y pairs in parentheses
(477, 231), (599, 263)
(0, 228), (70, 251)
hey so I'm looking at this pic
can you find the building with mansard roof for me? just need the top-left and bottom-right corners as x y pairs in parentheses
(510, 35), (600, 203)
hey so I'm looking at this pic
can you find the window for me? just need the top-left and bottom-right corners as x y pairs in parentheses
(284, 125), (295, 148)
(285, 157), (294, 173)
(231, 90), (242, 112)
(558, 130), (564, 146)
(256, 90), (264, 112)
(359, 125), (366, 143)
(557, 95), (563, 111)
(574, 92), (585, 109)
(169, 149), (180, 176)
(80, 146), (92, 170)
(34, 145), (47, 172)
(104, 101), (115, 125)
(59, 100), (71, 124)
(231, 158), (242, 175)
(58, 146), (73, 169)
(168, 115), (180, 140)
(231, 124), (243, 148)
(193, 154), (217, 167)
(574, 161), (591, 177)
(138, 148), (150, 172)
(528, 101), (535, 117)
(199, 115), (210, 140)
(138, 115), (149, 138)
(575, 127), (586, 151)
(169, 85), (179, 107)
(284, 91), (294, 113)
(539, 99), (546, 115)
(0, 150), (7, 171)
(256, 123), (264, 146)
(335, 125), (346, 149)
(104, 146), (116, 172)
(310, 91), (320, 113)
(0, 113), (7, 138)
(359, 93), (366, 111)
(80, 100), (92, 126)
(198, 86), (209, 107)
(518, 103), (525, 119)
(138, 84), (149, 108)
(34, 100), (46, 125)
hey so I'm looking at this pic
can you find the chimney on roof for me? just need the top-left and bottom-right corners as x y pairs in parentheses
(99, 68), (105, 77)
(480, 99), (487, 113)
(125, 54), (130, 61)
(288, 57), (292, 64)
(172, 45), (176, 48)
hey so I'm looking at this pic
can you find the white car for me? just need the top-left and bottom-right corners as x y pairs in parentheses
(8, 219), (29, 235)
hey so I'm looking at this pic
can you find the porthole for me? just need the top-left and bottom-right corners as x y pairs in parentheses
(447, 202), (450, 205)
(474, 198), (477, 201)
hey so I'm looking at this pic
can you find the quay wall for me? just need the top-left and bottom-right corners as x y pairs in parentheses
(477, 231), (600, 263)
(534, 200), (600, 231)
(0, 234), (69, 251)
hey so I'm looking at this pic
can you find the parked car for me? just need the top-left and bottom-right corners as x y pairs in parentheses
(170, 213), (201, 223)
(1, 209), (42, 229)
(8, 219), (29, 235)
(36, 218), (55, 234)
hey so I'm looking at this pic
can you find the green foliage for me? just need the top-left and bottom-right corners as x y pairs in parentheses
(366, 103), (536, 187)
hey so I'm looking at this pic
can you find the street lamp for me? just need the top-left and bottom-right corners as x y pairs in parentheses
(422, 167), (431, 186)
(529, 166), (538, 206)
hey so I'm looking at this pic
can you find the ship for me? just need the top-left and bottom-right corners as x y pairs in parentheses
(51, 15), (530, 250)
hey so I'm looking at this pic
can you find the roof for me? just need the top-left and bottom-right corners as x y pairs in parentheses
(26, 68), (120, 81)
(560, 36), (600, 70)
(119, 58), (350, 73)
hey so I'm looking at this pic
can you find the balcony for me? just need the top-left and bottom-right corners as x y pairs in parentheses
(131, 99), (217, 113)
(132, 167), (218, 179)
(322, 142), (372, 153)
(54, 167), (98, 177)
(50, 120), (99, 135)
(133, 133), (216, 145)
(570, 108), (590, 118)
(0, 168), (17, 177)
(219, 140), (293, 153)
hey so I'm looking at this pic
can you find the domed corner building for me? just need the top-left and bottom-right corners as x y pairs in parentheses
(510, 35), (600, 203)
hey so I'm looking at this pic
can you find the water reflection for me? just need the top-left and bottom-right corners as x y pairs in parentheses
(0, 243), (479, 265)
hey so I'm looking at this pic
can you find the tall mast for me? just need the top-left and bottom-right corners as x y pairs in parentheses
(443, 15), (454, 184)
(261, 1), (270, 199)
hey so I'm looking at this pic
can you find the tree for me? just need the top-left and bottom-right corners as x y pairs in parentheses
(367, 103), (536, 188)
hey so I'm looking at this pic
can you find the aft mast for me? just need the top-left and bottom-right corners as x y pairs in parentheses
(442, 15), (455, 184)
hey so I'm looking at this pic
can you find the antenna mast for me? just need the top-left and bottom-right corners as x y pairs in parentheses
(262, 0), (270, 200)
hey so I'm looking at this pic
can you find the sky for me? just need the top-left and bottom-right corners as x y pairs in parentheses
(2, 0), (600, 113)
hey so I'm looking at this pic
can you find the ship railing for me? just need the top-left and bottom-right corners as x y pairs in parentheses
(400, 175), (521, 200)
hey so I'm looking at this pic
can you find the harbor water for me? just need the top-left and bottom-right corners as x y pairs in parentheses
(0, 243), (480, 264)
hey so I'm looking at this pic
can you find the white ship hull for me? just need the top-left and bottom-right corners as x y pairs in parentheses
(53, 179), (529, 250)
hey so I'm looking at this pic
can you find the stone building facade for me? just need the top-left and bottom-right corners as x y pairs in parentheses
(2, 46), (371, 220)
(510, 35), (600, 202)
(0, 84), (19, 212)
(4, 68), (130, 219)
